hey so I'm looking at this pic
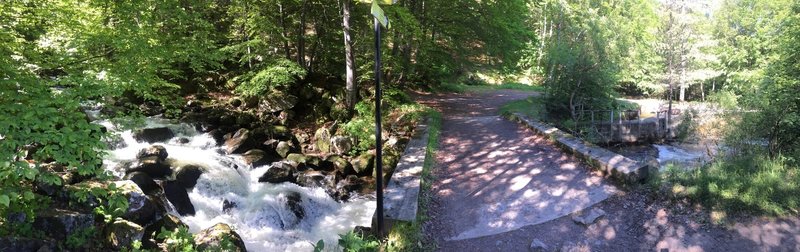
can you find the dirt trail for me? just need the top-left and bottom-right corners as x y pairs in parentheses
(414, 90), (800, 251)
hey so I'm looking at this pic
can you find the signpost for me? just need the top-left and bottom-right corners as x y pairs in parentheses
(360, 0), (393, 237)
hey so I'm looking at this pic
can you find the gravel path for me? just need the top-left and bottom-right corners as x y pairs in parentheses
(413, 89), (800, 252)
(414, 90), (615, 246)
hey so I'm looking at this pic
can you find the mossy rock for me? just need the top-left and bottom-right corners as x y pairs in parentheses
(105, 218), (144, 250)
(193, 223), (246, 252)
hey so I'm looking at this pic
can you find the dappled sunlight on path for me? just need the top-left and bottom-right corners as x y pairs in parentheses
(415, 90), (616, 241)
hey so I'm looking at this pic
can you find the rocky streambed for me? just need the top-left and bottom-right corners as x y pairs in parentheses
(91, 112), (403, 251)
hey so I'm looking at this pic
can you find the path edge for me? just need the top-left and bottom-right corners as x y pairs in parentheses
(380, 116), (431, 230)
(505, 113), (657, 186)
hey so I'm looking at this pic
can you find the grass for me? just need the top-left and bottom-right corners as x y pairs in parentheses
(663, 154), (800, 216)
(435, 82), (545, 93)
(383, 108), (441, 251)
(498, 95), (547, 121)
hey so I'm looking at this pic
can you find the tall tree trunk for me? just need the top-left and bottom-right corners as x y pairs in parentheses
(279, 3), (291, 59)
(679, 60), (686, 101)
(342, 0), (357, 113)
(297, 0), (308, 68)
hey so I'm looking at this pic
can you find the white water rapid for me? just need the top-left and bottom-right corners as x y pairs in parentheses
(100, 118), (376, 251)
(653, 144), (707, 169)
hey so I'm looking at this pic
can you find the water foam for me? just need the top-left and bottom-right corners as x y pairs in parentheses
(101, 118), (376, 251)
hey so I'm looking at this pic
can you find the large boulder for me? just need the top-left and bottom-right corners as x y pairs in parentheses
(133, 127), (175, 143)
(162, 181), (195, 216)
(314, 128), (331, 153)
(284, 192), (304, 228)
(115, 180), (159, 225)
(275, 141), (293, 158)
(32, 209), (95, 241)
(142, 214), (188, 249)
(330, 136), (353, 155)
(336, 175), (376, 200)
(104, 218), (145, 250)
(123, 172), (161, 195)
(124, 156), (172, 179)
(175, 165), (204, 189)
(351, 153), (375, 176)
(295, 170), (337, 196)
(241, 149), (279, 168)
(0, 237), (56, 252)
(326, 155), (355, 175)
(285, 153), (324, 171)
(258, 162), (296, 184)
(224, 128), (257, 154)
(222, 199), (237, 213)
(193, 223), (247, 252)
(258, 92), (298, 113)
(136, 145), (168, 161)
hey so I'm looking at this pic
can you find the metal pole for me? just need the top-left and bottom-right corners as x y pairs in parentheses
(373, 16), (384, 237)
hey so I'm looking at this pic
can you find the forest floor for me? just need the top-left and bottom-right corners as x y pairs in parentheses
(413, 89), (800, 252)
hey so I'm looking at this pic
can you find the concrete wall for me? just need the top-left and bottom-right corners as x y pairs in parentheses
(590, 117), (682, 143)
(507, 113), (656, 185)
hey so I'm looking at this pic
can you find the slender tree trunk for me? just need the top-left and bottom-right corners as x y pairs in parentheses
(243, 1), (252, 69)
(279, 3), (291, 59)
(679, 60), (686, 101)
(342, 0), (357, 113)
(297, 0), (308, 68)
(701, 80), (705, 101)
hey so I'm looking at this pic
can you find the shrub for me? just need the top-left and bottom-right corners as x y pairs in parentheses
(234, 59), (306, 98)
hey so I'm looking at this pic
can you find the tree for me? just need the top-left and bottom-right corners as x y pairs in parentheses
(342, 0), (358, 114)
(736, 0), (800, 157)
(658, 0), (692, 131)
(540, 0), (657, 121)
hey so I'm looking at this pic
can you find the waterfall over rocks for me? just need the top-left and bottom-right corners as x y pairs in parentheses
(102, 118), (376, 251)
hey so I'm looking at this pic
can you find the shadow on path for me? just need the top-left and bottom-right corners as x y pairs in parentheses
(415, 90), (616, 241)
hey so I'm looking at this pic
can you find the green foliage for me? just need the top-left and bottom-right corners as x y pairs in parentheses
(664, 155), (799, 215)
(158, 226), (196, 252)
(713, 0), (792, 90)
(65, 226), (97, 250)
(342, 88), (426, 153)
(338, 231), (380, 252)
(235, 59), (306, 98)
(499, 96), (547, 121)
(674, 109), (699, 141)
(540, 0), (637, 119)
(342, 101), (378, 153)
(93, 183), (131, 223)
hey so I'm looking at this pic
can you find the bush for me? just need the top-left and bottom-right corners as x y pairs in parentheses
(234, 59), (306, 98)
(0, 81), (119, 236)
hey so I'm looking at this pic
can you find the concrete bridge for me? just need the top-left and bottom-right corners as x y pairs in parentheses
(578, 109), (683, 143)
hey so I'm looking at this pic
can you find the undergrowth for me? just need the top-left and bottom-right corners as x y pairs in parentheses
(498, 95), (546, 120)
(317, 109), (442, 252)
(663, 154), (800, 216)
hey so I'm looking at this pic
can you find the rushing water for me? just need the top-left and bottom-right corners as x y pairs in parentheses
(100, 118), (376, 251)
(652, 144), (707, 167)
(610, 142), (713, 170)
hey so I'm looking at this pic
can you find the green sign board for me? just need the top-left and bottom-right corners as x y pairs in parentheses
(358, 0), (394, 28)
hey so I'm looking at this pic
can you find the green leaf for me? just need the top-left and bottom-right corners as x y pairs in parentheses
(23, 191), (35, 200)
(313, 239), (324, 252)
(0, 195), (9, 207)
(23, 167), (38, 180)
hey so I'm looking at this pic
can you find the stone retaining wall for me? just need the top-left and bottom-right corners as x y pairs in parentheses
(383, 118), (430, 223)
(507, 113), (655, 185)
